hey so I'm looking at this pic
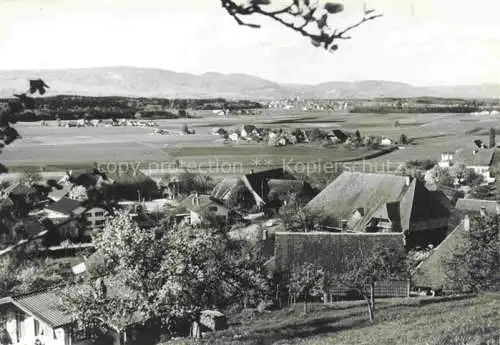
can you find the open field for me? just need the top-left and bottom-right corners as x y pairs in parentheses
(3, 110), (500, 175)
(165, 293), (499, 345)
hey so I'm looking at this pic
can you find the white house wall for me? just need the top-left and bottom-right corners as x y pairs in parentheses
(3, 308), (69, 345)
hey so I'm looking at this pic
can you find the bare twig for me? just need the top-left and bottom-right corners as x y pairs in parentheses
(219, 0), (381, 51)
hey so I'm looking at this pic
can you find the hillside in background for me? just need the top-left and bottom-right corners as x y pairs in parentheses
(1, 67), (499, 99)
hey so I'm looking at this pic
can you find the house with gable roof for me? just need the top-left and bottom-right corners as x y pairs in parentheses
(452, 147), (496, 183)
(304, 172), (450, 247)
(210, 168), (308, 212)
(0, 279), (158, 345)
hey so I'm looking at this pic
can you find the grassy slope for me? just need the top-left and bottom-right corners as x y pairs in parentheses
(165, 293), (499, 345)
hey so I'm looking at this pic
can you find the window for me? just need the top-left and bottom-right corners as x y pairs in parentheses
(208, 206), (218, 212)
(95, 220), (105, 226)
(94, 211), (104, 217)
(15, 311), (25, 342)
(34, 319), (40, 336)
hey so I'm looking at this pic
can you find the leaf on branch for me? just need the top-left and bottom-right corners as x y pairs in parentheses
(303, 8), (316, 22)
(329, 44), (339, 52)
(29, 79), (50, 95)
(311, 38), (321, 47)
(317, 13), (328, 29)
(324, 2), (344, 14)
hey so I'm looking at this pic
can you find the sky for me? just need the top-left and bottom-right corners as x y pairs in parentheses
(0, 0), (499, 86)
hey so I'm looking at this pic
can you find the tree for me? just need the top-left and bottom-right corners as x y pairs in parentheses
(427, 166), (455, 187)
(330, 245), (408, 322)
(490, 127), (496, 148)
(399, 133), (409, 145)
(354, 130), (362, 143)
(19, 168), (43, 186)
(443, 214), (500, 293)
(220, 0), (381, 53)
(470, 184), (495, 200)
(60, 213), (269, 339)
(280, 203), (315, 232)
(287, 262), (325, 313)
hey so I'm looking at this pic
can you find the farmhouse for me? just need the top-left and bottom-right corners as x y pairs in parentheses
(304, 172), (450, 247)
(453, 147), (496, 182)
(44, 197), (107, 229)
(274, 232), (410, 299)
(210, 168), (300, 211)
(0, 291), (74, 345)
(0, 282), (156, 345)
(176, 193), (229, 226)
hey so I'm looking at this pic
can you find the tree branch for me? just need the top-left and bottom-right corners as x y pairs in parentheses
(219, 0), (381, 51)
(335, 13), (383, 40)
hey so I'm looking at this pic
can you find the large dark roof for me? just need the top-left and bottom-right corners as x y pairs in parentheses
(45, 197), (84, 216)
(243, 168), (293, 197)
(275, 232), (405, 275)
(400, 179), (450, 228)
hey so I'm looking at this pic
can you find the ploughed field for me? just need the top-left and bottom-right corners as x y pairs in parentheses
(3, 110), (500, 174)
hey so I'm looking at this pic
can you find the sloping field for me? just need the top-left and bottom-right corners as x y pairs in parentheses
(165, 293), (499, 345)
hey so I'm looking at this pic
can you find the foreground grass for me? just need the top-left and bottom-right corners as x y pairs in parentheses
(165, 293), (499, 345)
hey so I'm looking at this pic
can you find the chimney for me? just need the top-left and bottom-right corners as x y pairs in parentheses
(473, 149), (478, 156)
(405, 176), (411, 186)
(480, 207), (486, 217)
(463, 215), (470, 232)
(496, 203), (500, 215)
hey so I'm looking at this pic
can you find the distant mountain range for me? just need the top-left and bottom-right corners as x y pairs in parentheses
(0, 66), (499, 100)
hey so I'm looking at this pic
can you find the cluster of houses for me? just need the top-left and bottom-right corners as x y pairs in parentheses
(213, 125), (394, 148)
(436, 145), (496, 183)
(0, 146), (498, 344)
(265, 99), (351, 112)
(56, 119), (159, 128)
